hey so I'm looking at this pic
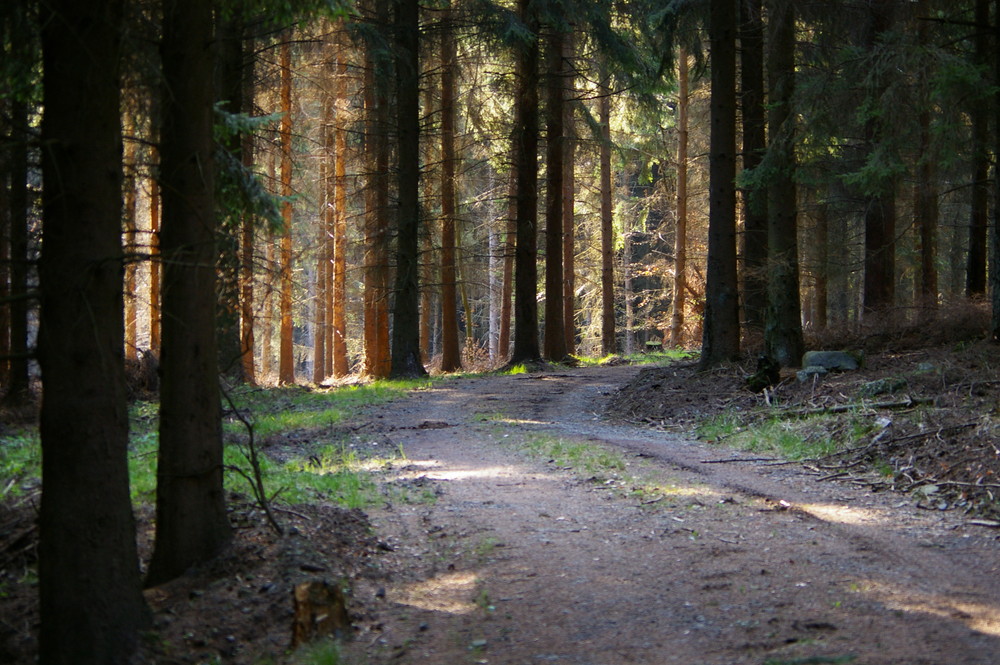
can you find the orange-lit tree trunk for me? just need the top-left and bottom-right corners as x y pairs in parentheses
(314, 148), (328, 385)
(440, 6), (462, 372)
(149, 164), (161, 355)
(332, 26), (349, 377)
(278, 35), (295, 384)
(239, 62), (257, 384)
(123, 113), (139, 361)
(599, 73), (615, 356)
(669, 49), (689, 348)
(363, 4), (392, 378)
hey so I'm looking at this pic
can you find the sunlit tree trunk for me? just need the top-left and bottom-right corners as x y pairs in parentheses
(314, 151), (328, 384)
(239, 52), (257, 384)
(440, 6), (462, 372)
(332, 25), (349, 377)
(700, 0), (741, 368)
(511, 0), (542, 364)
(544, 23), (567, 361)
(123, 113), (139, 361)
(149, 164), (161, 355)
(37, 0), (150, 659)
(599, 72), (616, 356)
(669, 49), (689, 349)
(498, 166), (516, 361)
(147, 0), (231, 587)
(278, 35), (295, 384)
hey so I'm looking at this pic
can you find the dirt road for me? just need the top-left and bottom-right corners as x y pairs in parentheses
(344, 364), (1000, 665)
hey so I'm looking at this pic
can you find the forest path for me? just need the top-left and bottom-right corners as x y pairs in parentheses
(344, 364), (1000, 665)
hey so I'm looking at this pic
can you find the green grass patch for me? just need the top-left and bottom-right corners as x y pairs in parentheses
(521, 433), (627, 477)
(700, 412), (872, 461)
(573, 349), (696, 367)
(0, 430), (40, 501)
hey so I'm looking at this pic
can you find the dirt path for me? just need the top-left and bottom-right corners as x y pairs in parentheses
(344, 365), (1000, 665)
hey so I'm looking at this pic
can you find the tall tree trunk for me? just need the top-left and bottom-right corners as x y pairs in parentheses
(599, 73), (616, 357)
(440, 6), (462, 372)
(992, 0), (1000, 340)
(239, 50), (257, 384)
(700, 0), (741, 368)
(149, 162), (161, 355)
(861, 1), (896, 316)
(38, 1), (150, 660)
(6, 46), (29, 403)
(543, 23), (567, 361)
(390, 0), (427, 377)
(669, 49), (689, 348)
(332, 25), (349, 377)
(967, 0), (989, 297)
(561, 28), (576, 356)
(314, 151), (328, 384)
(814, 201), (829, 329)
(0, 99), (9, 388)
(740, 0), (767, 330)
(123, 113), (139, 361)
(363, 9), (392, 378)
(763, 0), (803, 368)
(498, 166), (517, 361)
(147, 0), (231, 586)
(278, 35), (295, 384)
(511, 0), (542, 364)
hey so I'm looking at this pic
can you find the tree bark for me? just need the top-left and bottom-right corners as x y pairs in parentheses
(149, 150), (162, 356)
(763, 0), (803, 368)
(123, 112), (139, 361)
(561, 28), (576, 356)
(239, 45), (257, 384)
(511, 0), (542, 364)
(699, 0), (741, 368)
(147, 0), (232, 586)
(669, 49), (689, 349)
(440, 7), (462, 372)
(498, 166), (517, 361)
(332, 25), (349, 377)
(38, 0), (150, 660)
(599, 73), (616, 357)
(739, 0), (767, 330)
(967, 0), (989, 297)
(543, 23), (567, 361)
(278, 35), (296, 384)
(390, 0), (427, 377)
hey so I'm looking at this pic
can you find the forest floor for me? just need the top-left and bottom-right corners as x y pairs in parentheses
(4, 333), (1000, 664)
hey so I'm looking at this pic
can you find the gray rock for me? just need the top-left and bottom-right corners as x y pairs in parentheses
(801, 350), (860, 371)
(796, 365), (829, 383)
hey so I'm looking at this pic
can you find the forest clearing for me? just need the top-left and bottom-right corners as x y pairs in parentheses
(5, 331), (1000, 664)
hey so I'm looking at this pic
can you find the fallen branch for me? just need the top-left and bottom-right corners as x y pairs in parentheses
(774, 396), (935, 418)
(700, 456), (781, 464)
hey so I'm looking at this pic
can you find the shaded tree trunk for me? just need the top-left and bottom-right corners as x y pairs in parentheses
(390, 0), (427, 377)
(123, 113), (139, 361)
(440, 7), (462, 372)
(763, 0), (803, 368)
(700, 0), (741, 368)
(967, 0), (989, 297)
(498, 166), (517, 361)
(740, 0), (767, 330)
(149, 164), (161, 355)
(599, 73), (616, 357)
(146, 0), (231, 586)
(543, 23), (567, 361)
(278, 35), (295, 384)
(0, 99), (8, 388)
(37, 1), (150, 660)
(669, 48), (689, 349)
(993, 0), (1000, 340)
(511, 0), (542, 364)
(814, 201), (829, 329)
(562, 28), (576, 356)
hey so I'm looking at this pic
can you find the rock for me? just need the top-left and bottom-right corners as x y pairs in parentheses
(801, 350), (860, 371)
(796, 365), (829, 383)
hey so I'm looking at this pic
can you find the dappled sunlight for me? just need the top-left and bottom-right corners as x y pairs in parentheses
(798, 502), (888, 526)
(863, 580), (1000, 637)
(392, 571), (481, 615)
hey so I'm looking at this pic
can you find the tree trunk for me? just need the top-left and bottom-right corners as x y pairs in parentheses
(511, 0), (542, 364)
(967, 0), (989, 297)
(363, 10), (392, 378)
(390, 0), (427, 377)
(498, 166), (516, 361)
(147, 0), (231, 586)
(599, 73), (616, 357)
(562, 28), (576, 356)
(278, 35), (296, 384)
(543, 23), (567, 361)
(0, 100), (8, 388)
(239, 49), (257, 384)
(314, 150), (328, 384)
(332, 25), (349, 377)
(5, 28), (29, 403)
(440, 7), (462, 372)
(992, 0), (1000, 340)
(814, 201), (829, 329)
(699, 0), (741, 368)
(149, 156), (162, 355)
(37, 1), (150, 660)
(669, 49), (689, 349)
(123, 113), (139, 361)
(763, 0), (803, 368)
(739, 0), (767, 330)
